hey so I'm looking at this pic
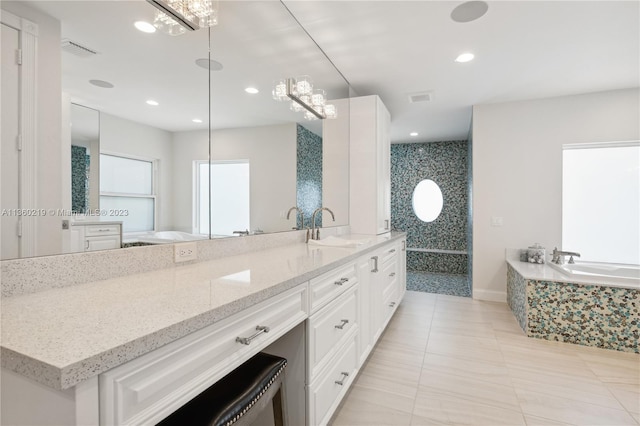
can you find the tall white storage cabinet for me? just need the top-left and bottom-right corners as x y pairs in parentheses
(349, 95), (391, 235)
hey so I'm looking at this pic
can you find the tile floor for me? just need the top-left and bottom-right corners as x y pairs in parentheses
(331, 291), (640, 426)
(406, 272), (471, 297)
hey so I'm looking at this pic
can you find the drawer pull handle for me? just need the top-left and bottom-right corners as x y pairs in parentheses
(389, 248), (396, 253)
(236, 325), (270, 345)
(389, 272), (396, 277)
(96, 228), (112, 232)
(334, 277), (349, 286)
(371, 256), (379, 273)
(334, 319), (349, 329)
(335, 372), (350, 386)
(389, 301), (396, 307)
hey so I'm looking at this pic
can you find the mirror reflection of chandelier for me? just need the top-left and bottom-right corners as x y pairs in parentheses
(147, 0), (219, 36)
(273, 76), (338, 120)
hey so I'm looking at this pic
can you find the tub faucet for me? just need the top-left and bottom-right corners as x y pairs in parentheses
(233, 229), (249, 236)
(286, 206), (305, 230)
(551, 247), (581, 265)
(311, 207), (335, 240)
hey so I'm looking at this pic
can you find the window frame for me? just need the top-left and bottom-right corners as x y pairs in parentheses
(100, 151), (158, 234)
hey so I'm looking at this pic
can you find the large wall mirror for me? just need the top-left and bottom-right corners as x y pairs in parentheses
(0, 0), (350, 260)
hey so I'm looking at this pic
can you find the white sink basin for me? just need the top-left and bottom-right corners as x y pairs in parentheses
(307, 236), (370, 248)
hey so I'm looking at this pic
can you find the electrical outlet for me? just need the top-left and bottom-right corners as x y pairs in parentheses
(174, 242), (197, 263)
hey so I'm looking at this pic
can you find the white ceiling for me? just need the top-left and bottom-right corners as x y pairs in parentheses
(284, 0), (640, 143)
(24, 0), (640, 143)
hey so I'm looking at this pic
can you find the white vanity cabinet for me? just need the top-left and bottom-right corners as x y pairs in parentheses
(70, 222), (122, 253)
(100, 285), (309, 426)
(349, 95), (392, 235)
(306, 263), (360, 426)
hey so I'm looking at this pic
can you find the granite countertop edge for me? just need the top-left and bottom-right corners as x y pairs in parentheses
(1, 232), (406, 390)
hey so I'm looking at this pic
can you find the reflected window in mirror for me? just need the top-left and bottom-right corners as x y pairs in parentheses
(195, 160), (250, 237)
(100, 154), (156, 233)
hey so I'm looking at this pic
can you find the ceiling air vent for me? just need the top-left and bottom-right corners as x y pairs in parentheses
(61, 39), (98, 57)
(408, 91), (433, 103)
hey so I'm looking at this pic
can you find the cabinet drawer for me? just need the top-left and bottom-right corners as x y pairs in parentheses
(380, 244), (399, 265)
(309, 262), (357, 313)
(308, 332), (358, 426)
(308, 285), (359, 378)
(100, 285), (308, 426)
(86, 224), (120, 236)
(381, 282), (399, 328)
(381, 257), (398, 301)
(86, 235), (121, 251)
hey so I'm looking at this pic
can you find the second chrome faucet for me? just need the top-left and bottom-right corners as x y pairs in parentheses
(311, 207), (335, 241)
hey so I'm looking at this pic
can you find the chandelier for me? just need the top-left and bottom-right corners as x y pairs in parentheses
(272, 76), (337, 120)
(147, 0), (218, 36)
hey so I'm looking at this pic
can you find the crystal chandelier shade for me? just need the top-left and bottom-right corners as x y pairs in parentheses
(272, 77), (337, 120)
(147, 0), (218, 35)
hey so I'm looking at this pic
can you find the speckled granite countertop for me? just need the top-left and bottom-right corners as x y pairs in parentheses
(1, 233), (403, 390)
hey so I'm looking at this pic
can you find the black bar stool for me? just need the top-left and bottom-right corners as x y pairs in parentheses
(157, 352), (288, 426)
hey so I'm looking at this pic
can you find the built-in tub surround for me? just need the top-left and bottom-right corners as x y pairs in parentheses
(506, 250), (639, 353)
(390, 141), (469, 274)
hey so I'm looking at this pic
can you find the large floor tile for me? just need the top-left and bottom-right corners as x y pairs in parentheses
(522, 415), (573, 425)
(341, 383), (415, 414)
(418, 370), (521, 412)
(331, 398), (413, 426)
(421, 353), (513, 386)
(411, 387), (526, 425)
(606, 382), (640, 414)
(515, 388), (638, 425)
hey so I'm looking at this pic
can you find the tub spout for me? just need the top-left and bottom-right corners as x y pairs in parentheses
(552, 247), (581, 265)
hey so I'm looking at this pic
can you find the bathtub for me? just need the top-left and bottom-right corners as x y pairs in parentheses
(548, 260), (640, 288)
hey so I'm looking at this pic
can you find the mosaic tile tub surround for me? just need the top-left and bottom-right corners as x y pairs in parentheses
(507, 263), (639, 353)
(390, 141), (469, 274)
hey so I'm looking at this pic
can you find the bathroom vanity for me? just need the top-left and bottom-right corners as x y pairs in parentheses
(1, 232), (406, 425)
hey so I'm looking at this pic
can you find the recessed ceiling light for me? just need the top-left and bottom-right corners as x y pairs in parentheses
(195, 58), (224, 71)
(455, 52), (475, 63)
(192, 118), (203, 123)
(89, 79), (114, 89)
(410, 132), (419, 137)
(245, 87), (259, 94)
(146, 100), (159, 106)
(134, 21), (156, 33)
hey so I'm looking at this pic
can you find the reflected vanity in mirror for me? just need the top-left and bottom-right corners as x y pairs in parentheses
(0, 0), (350, 260)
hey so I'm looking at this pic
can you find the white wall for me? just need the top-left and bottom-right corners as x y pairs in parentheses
(100, 113), (174, 232)
(472, 88), (640, 301)
(171, 123), (297, 235)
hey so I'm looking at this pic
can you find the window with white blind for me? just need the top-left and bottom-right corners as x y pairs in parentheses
(100, 153), (156, 232)
(562, 141), (639, 265)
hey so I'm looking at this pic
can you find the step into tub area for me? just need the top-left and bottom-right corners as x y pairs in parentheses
(505, 249), (639, 353)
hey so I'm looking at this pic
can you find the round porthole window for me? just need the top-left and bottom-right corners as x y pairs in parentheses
(412, 179), (443, 222)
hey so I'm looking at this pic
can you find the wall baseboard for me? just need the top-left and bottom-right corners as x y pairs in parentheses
(472, 289), (507, 303)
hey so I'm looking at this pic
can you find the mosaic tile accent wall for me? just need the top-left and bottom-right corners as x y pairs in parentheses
(296, 124), (322, 229)
(508, 266), (639, 353)
(391, 140), (469, 273)
(507, 264), (527, 331)
(407, 251), (468, 274)
(71, 145), (89, 214)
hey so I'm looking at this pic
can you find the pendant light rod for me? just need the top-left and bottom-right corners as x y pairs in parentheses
(286, 78), (325, 119)
(147, 0), (199, 31)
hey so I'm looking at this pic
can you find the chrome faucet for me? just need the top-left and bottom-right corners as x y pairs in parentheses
(311, 207), (335, 240)
(233, 229), (249, 236)
(286, 206), (305, 230)
(551, 247), (581, 265)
